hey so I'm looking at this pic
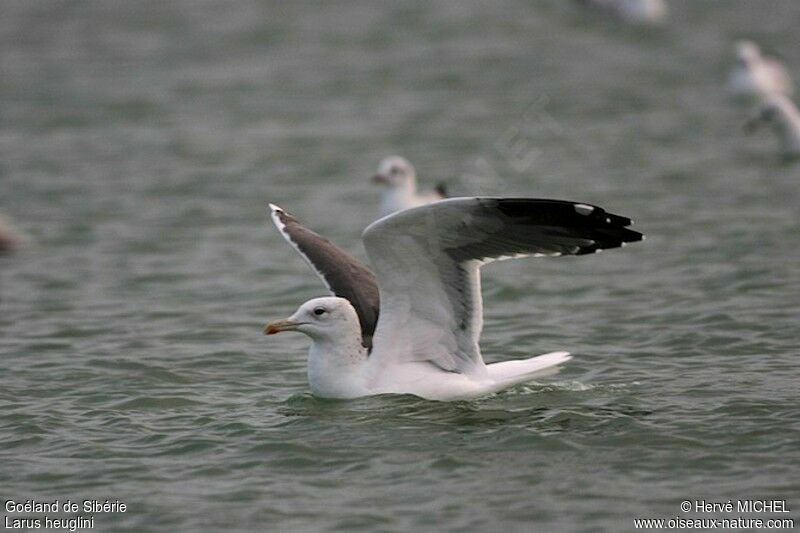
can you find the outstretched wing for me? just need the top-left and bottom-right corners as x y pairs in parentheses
(361, 197), (643, 374)
(269, 204), (380, 350)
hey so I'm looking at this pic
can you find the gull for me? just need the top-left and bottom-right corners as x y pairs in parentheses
(371, 156), (447, 218)
(575, 0), (668, 25)
(263, 198), (643, 401)
(727, 41), (794, 100)
(0, 214), (21, 255)
(744, 94), (800, 158)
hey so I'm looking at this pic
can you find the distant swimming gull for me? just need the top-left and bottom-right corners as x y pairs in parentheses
(264, 198), (643, 401)
(371, 156), (447, 218)
(575, 0), (668, 25)
(727, 41), (794, 100)
(0, 214), (21, 255)
(744, 94), (800, 158)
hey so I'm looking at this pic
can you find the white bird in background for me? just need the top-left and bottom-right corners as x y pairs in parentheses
(264, 199), (643, 401)
(727, 40), (794, 100)
(744, 94), (800, 158)
(0, 214), (21, 255)
(575, 0), (668, 26)
(371, 156), (447, 218)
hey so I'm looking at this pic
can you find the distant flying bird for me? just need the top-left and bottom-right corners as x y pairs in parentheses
(728, 41), (794, 100)
(264, 199), (643, 401)
(744, 94), (800, 158)
(371, 156), (447, 218)
(575, 0), (668, 25)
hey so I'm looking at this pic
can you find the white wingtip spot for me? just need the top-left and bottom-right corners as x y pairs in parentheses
(605, 217), (612, 224)
(574, 204), (595, 216)
(268, 204), (287, 231)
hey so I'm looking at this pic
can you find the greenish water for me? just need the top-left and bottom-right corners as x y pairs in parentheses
(1, 1), (799, 531)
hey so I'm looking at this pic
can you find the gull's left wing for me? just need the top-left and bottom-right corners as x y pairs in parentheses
(269, 204), (380, 350)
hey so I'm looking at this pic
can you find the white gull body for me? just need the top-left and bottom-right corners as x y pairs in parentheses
(745, 94), (800, 158)
(264, 198), (642, 401)
(371, 156), (446, 218)
(727, 41), (794, 100)
(270, 297), (572, 400)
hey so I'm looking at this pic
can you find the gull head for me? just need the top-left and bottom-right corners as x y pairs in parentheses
(371, 156), (417, 191)
(265, 296), (361, 343)
(736, 40), (761, 66)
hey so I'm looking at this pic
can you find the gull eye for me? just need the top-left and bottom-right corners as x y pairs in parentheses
(313, 307), (326, 316)
(390, 166), (400, 175)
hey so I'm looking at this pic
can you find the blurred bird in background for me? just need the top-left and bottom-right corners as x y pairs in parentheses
(727, 40), (794, 101)
(744, 94), (800, 159)
(0, 214), (21, 255)
(574, 0), (668, 26)
(371, 156), (447, 218)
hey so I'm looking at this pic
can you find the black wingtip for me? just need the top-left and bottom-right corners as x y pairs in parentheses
(489, 197), (643, 254)
(435, 183), (448, 198)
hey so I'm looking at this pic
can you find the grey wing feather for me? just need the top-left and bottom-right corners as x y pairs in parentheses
(269, 204), (380, 350)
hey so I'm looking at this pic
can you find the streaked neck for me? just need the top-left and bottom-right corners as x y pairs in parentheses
(307, 337), (369, 399)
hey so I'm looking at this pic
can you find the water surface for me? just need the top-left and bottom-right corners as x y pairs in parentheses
(1, 1), (799, 531)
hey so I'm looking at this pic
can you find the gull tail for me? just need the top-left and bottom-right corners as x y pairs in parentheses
(486, 351), (572, 389)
